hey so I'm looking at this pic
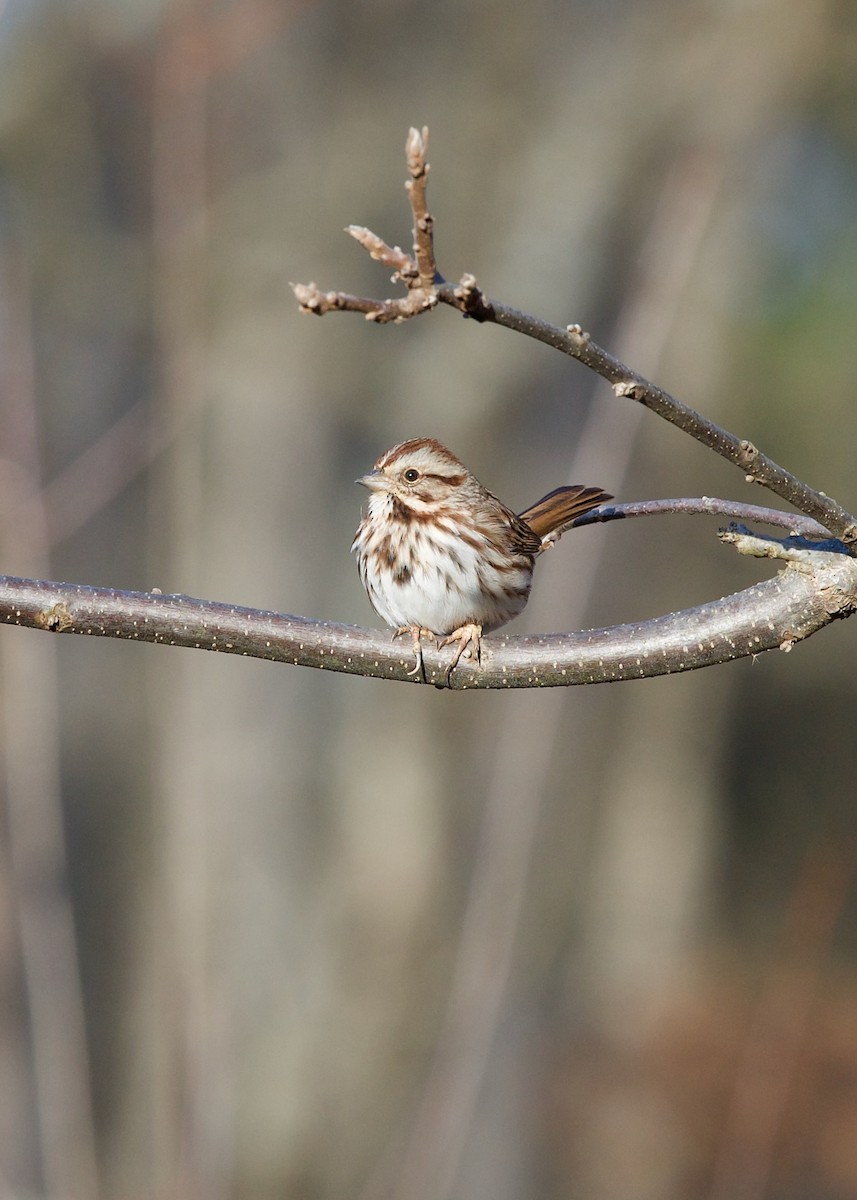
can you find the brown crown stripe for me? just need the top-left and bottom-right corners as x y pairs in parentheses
(376, 437), (466, 471)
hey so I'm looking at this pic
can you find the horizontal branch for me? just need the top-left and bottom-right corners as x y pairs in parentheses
(2, 554), (854, 689)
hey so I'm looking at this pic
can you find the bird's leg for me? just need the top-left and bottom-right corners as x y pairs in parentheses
(393, 624), (435, 680)
(438, 623), (483, 680)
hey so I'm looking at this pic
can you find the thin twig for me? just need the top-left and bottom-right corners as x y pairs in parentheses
(405, 125), (437, 292)
(346, 226), (412, 274)
(574, 497), (837, 541)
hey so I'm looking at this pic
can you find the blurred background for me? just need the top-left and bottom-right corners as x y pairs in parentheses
(1, 2), (857, 1198)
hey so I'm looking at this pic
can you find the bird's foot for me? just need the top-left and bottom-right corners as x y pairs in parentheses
(438, 623), (483, 680)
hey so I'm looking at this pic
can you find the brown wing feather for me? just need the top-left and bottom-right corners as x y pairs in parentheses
(518, 485), (612, 538)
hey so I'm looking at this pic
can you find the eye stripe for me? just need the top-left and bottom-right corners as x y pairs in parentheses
(424, 472), (466, 486)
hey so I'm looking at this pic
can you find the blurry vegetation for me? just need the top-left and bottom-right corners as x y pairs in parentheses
(1, 2), (857, 1199)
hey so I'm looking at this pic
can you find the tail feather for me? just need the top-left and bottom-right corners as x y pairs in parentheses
(518, 484), (612, 539)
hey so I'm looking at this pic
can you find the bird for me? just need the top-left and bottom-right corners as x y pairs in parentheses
(352, 437), (612, 679)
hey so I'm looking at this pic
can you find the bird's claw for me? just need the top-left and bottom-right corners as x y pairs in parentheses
(438, 623), (483, 681)
(393, 625), (435, 681)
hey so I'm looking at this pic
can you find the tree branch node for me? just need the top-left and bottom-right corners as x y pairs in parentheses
(613, 378), (644, 400)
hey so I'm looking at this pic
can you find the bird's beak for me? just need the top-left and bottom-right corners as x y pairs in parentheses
(356, 470), (387, 491)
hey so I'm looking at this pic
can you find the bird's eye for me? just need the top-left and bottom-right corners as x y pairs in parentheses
(403, 468), (420, 483)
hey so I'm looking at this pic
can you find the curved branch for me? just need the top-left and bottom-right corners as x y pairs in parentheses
(2, 554), (854, 689)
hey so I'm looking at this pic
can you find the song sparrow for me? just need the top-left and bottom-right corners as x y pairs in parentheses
(352, 437), (612, 679)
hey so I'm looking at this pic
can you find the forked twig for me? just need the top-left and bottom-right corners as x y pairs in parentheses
(293, 128), (857, 550)
(293, 129), (439, 326)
